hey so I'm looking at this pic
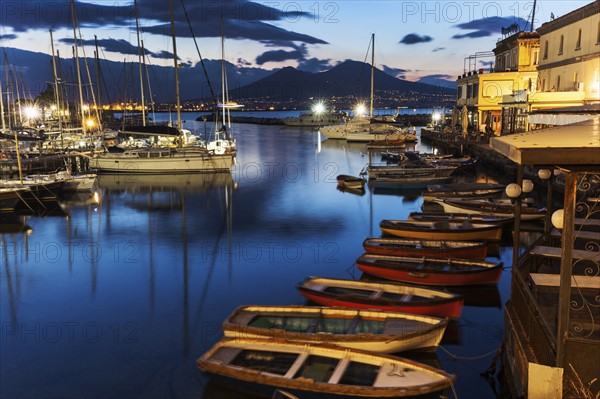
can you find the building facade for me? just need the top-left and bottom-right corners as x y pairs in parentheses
(457, 32), (540, 136)
(535, 1), (600, 105)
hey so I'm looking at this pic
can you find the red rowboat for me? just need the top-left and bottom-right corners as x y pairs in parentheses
(363, 237), (488, 259)
(297, 277), (464, 319)
(356, 253), (503, 286)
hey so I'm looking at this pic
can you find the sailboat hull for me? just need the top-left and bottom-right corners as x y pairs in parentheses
(90, 151), (235, 173)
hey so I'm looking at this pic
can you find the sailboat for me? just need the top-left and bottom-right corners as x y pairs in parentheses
(206, 32), (241, 155)
(89, 0), (235, 173)
(320, 34), (410, 142)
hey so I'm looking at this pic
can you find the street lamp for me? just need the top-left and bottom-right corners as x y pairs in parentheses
(505, 183), (522, 201)
(551, 209), (564, 230)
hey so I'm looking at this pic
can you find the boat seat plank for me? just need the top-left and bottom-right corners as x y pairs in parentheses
(370, 290), (384, 299)
(327, 357), (351, 385)
(529, 246), (600, 262)
(210, 347), (240, 365)
(284, 353), (309, 379)
(530, 273), (600, 290)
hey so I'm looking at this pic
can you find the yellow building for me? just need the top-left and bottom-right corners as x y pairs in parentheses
(457, 32), (539, 135)
(535, 1), (599, 105)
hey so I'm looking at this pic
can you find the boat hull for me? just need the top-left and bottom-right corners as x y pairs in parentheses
(198, 338), (455, 398)
(356, 256), (503, 286)
(380, 221), (503, 241)
(363, 238), (488, 259)
(90, 152), (235, 173)
(222, 305), (447, 353)
(436, 199), (546, 221)
(299, 289), (463, 319)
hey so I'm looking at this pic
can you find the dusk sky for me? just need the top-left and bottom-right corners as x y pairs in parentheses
(0, 0), (591, 83)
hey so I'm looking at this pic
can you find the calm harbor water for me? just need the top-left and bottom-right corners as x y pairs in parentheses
(1, 118), (531, 398)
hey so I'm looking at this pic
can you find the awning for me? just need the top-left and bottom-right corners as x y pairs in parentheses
(529, 114), (596, 125)
(490, 117), (600, 166)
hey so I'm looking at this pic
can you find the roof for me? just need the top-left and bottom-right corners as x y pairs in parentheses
(489, 117), (600, 166)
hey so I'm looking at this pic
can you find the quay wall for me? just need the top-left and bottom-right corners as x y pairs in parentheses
(420, 127), (518, 176)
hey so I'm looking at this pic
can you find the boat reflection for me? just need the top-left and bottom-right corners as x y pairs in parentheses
(0, 212), (32, 234)
(97, 172), (234, 194)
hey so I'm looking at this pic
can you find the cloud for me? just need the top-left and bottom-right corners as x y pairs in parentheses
(432, 47), (445, 52)
(452, 31), (492, 39)
(399, 33), (433, 45)
(297, 58), (335, 73)
(153, 50), (177, 60)
(0, 33), (17, 40)
(60, 37), (179, 60)
(452, 16), (529, 39)
(381, 65), (409, 79)
(1, 0), (326, 48)
(256, 49), (305, 65)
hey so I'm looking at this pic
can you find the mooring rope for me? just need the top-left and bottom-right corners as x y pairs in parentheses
(439, 345), (499, 360)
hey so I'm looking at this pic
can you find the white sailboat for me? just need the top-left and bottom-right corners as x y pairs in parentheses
(320, 34), (409, 142)
(90, 0), (235, 173)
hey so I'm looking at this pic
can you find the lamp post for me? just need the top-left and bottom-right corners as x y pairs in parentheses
(538, 169), (553, 236)
(506, 182), (523, 269)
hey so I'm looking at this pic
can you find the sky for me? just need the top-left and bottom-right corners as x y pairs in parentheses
(0, 0), (592, 83)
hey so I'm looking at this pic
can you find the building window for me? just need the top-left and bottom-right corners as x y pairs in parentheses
(573, 72), (578, 90)
(559, 35), (564, 55)
(597, 21), (600, 44)
(542, 79), (546, 91)
(575, 29), (582, 50)
(557, 76), (561, 91)
(543, 41), (548, 59)
(533, 51), (539, 65)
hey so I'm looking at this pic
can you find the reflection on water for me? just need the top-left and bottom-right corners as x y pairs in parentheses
(1, 124), (521, 399)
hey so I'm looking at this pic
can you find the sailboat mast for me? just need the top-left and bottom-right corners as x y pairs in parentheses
(134, 0), (146, 126)
(0, 60), (6, 132)
(370, 33), (374, 119)
(50, 29), (63, 147)
(169, 0), (182, 132)
(70, 0), (86, 132)
(530, 0), (537, 32)
(221, 34), (226, 127)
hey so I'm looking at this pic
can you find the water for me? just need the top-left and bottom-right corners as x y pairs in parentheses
(1, 122), (517, 399)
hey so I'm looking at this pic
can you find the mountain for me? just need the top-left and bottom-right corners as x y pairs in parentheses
(229, 60), (456, 108)
(1, 47), (455, 108)
(416, 75), (458, 90)
(0, 47), (272, 104)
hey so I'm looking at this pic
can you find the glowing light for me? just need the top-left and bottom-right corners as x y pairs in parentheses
(505, 183), (522, 199)
(50, 105), (57, 111)
(354, 103), (367, 116)
(85, 119), (96, 128)
(22, 105), (41, 122)
(551, 209), (564, 230)
(522, 179), (534, 193)
(538, 169), (552, 180)
(432, 113), (441, 121)
(82, 104), (90, 111)
(312, 102), (325, 115)
(93, 191), (100, 204)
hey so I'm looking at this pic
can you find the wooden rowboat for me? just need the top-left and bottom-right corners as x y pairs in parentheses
(356, 253), (504, 286)
(380, 219), (503, 241)
(336, 175), (365, 189)
(434, 198), (546, 221)
(422, 183), (506, 202)
(197, 338), (456, 398)
(297, 277), (464, 319)
(222, 305), (448, 353)
(363, 237), (488, 259)
(408, 212), (514, 225)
